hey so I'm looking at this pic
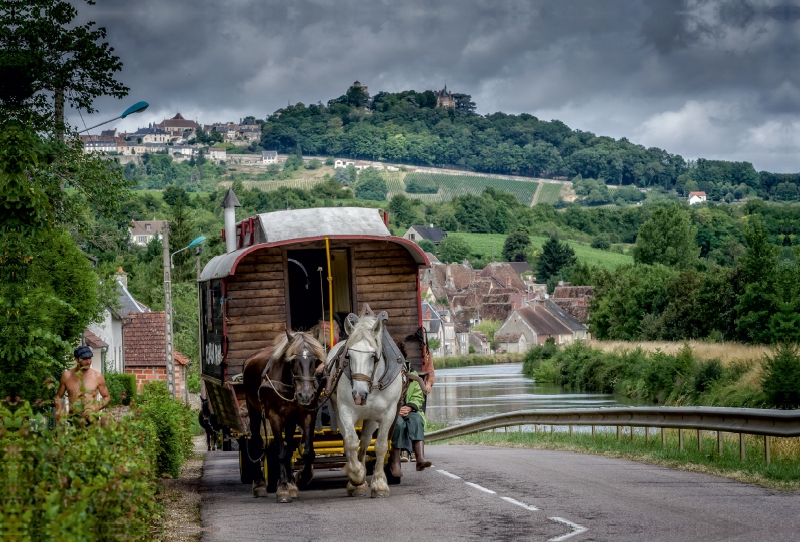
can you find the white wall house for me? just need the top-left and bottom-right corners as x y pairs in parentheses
(262, 150), (278, 163)
(688, 191), (707, 205)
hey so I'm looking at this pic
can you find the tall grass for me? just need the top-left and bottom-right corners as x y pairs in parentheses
(523, 341), (769, 407)
(433, 353), (522, 369)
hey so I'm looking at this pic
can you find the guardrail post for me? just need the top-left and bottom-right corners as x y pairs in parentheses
(616, 426), (621, 441)
(550, 425), (554, 435)
(661, 427), (665, 446)
(717, 431), (723, 456)
(519, 425), (522, 433)
(630, 426), (634, 442)
(679, 429), (684, 451)
(504, 426), (508, 434)
(591, 425), (596, 438)
(645, 426), (649, 444)
(697, 429), (702, 451)
(765, 435), (770, 464)
(740, 433), (745, 461)
(569, 425), (573, 437)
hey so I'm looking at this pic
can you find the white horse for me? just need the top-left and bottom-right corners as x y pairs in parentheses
(327, 314), (403, 498)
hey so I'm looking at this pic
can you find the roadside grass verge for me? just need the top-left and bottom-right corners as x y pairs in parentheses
(432, 427), (800, 491)
(433, 353), (522, 369)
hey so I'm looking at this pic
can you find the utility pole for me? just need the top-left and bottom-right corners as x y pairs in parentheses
(196, 248), (205, 401)
(162, 223), (176, 399)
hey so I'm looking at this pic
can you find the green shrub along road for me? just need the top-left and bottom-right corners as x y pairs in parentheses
(0, 381), (197, 539)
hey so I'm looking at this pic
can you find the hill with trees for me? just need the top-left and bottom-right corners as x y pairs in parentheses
(259, 83), (796, 203)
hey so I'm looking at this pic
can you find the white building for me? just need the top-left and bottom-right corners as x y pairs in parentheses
(129, 219), (166, 246)
(262, 150), (278, 163)
(688, 191), (707, 205)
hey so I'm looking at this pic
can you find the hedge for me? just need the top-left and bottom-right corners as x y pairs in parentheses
(106, 372), (137, 406)
(0, 402), (160, 540)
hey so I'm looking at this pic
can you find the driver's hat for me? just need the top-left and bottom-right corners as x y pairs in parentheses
(74, 346), (93, 359)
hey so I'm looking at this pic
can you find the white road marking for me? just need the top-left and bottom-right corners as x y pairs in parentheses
(464, 482), (496, 494)
(436, 469), (461, 480)
(501, 496), (539, 511)
(548, 517), (588, 541)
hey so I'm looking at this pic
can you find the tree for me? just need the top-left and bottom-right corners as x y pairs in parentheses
(0, 0), (129, 131)
(417, 239), (436, 253)
(388, 194), (422, 229)
(502, 231), (531, 262)
(438, 236), (471, 263)
(535, 237), (576, 282)
(761, 343), (800, 409)
(163, 185), (190, 207)
(591, 235), (611, 250)
(633, 205), (699, 269)
(333, 167), (351, 185)
(354, 168), (387, 201)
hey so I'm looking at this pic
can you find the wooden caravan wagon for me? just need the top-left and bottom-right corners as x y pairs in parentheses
(198, 204), (430, 478)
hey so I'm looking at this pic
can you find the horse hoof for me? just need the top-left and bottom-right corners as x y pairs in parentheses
(276, 487), (293, 503)
(252, 482), (268, 498)
(347, 482), (369, 497)
(287, 483), (298, 499)
(371, 489), (390, 498)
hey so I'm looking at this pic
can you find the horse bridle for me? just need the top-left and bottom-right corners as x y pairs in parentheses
(345, 347), (381, 393)
(263, 349), (322, 408)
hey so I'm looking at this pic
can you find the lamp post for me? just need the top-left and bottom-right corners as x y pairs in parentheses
(78, 101), (149, 134)
(163, 233), (206, 400)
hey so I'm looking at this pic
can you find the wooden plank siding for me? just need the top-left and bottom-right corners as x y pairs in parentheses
(222, 240), (424, 378)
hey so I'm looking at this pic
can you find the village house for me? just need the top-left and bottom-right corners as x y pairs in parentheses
(123, 311), (188, 397)
(688, 191), (707, 205)
(468, 331), (491, 354)
(403, 225), (447, 245)
(496, 304), (569, 352)
(84, 269), (149, 373)
(262, 150), (278, 163)
(134, 126), (169, 143)
(421, 303), (446, 357)
(551, 285), (594, 324)
(129, 219), (166, 246)
(206, 147), (227, 162)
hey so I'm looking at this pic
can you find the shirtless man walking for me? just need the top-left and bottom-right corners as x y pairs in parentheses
(55, 346), (111, 420)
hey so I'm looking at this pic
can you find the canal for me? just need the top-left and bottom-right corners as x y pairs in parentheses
(426, 363), (644, 426)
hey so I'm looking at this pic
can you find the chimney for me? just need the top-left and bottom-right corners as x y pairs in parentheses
(116, 266), (128, 289)
(221, 187), (241, 253)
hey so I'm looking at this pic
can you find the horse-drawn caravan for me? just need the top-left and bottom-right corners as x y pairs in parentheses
(198, 190), (431, 500)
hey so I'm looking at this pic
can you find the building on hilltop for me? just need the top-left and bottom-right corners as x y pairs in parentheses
(403, 225), (447, 245)
(688, 191), (707, 205)
(155, 113), (200, 134)
(435, 85), (456, 108)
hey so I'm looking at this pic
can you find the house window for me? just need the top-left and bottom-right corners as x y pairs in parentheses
(137, 236), (148, 244)
(145, 224), (151, 231)
(410, 234), (415, 240)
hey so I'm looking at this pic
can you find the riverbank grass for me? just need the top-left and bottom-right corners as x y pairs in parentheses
(433, 428), (800, 491)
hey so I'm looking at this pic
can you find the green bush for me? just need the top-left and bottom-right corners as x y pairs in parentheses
(761, 343), (800, 409)
(0, 401), (160, 540)
(106, 372), (137, 406)
(138, 381), (195, 477)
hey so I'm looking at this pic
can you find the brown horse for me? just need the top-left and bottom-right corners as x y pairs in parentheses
(242, 330), (326, 502)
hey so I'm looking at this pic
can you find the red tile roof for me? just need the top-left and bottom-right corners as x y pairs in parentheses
(83, 329), (108, 349)
(123, 312), (166, 366)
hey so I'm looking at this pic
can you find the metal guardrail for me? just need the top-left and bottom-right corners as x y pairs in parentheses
(426, 407), (800, 463)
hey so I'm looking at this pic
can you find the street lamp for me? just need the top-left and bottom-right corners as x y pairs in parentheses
(163, 233), (206, 400)
(171, 235), (206, 269)
(78, 101), (149, 134)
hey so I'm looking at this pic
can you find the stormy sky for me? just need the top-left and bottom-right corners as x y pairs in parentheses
(71, 0), (800, 173)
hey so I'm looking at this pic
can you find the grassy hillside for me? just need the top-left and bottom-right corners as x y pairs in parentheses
(449, 233), (633, 270)
(385, 171), (541, 205)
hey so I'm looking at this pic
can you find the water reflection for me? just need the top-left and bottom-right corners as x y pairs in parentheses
(426, 363), (643, 425)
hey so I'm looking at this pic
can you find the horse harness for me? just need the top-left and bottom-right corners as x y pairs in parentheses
(260, 349), (321, 411)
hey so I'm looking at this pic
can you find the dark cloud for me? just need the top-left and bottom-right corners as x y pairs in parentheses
(71, 0), (800, 172)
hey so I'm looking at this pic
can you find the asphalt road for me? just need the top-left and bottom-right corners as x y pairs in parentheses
(199, 445), (800, 542)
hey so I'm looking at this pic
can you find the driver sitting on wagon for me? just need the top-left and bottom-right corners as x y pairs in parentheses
(389, 363), (432, 477)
